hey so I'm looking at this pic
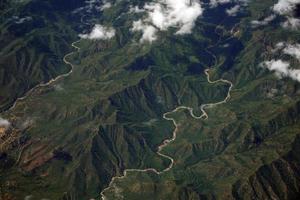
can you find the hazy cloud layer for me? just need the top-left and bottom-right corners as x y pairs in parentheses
(79, 24), (115, 40)
(131, 0), (203, 42)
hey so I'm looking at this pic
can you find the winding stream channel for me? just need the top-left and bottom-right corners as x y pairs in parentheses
(5, 40), (81, 113)
(3, 25), (234, 200)
(100, 18), (238, 199)
(100, 69), (234, 199)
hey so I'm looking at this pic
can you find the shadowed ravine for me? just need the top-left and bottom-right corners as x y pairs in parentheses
(100, 69), (234, 200)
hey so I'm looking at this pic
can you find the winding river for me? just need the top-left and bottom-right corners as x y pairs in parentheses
(6, 40), (81, 113)
(100, 69), (234, 200)
(3, 25), (234, 200)
(100, 19), (237, 199)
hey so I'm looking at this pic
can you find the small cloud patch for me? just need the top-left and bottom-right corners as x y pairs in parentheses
(251, 15), (276, 28)
(260, 42), (300, 82)
(226, 5), (241, 16)
(0, 117), (10, 129)
(79, 24), (115, 40)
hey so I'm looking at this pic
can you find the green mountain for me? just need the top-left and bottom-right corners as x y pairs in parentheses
(1, 0), (300, 199)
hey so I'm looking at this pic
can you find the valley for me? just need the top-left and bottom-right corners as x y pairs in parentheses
(1, 0), (300, 200)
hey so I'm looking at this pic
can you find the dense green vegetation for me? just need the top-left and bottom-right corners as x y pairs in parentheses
(1, 0), (300, 199)
(0, 0), (83, 112)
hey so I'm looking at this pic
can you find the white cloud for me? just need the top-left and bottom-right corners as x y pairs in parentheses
(131, 0), (203, 42)
(0, 117), (10, 129)
(79, 24), (115, 40)
(283, 43), (300, 60)
(273, 0), (300, 15)
(251, 0), (300, 29)
(272, 42), (300, 60)
(261, 59), (290, 77)
(209, 0), (231, 8)
(129, 6), (145, 13)
(100, 2), (112, 11)
(73, 0), (112, 14)
(132, 20), (157, 42)
(209, 0), (249, 8)
(9, 16), (32, 24)
(251, 15), (276, 27)
(272, 0), (300, 29)
(261, 59), (300, 82)
(226, 5), (241, 16)
(271, 41), (286, 53)
(15, 16), (32, 24)
(260, 42), (300, 82)
(282, 17), (300, 29)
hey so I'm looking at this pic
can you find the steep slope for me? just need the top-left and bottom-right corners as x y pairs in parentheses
(1, 0), (300, 200)
(100, 1), (300, 200)
(0, 0), (84, 111)
(0, 6), (232, 198)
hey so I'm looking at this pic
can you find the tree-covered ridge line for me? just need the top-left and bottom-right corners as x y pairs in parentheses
(1, 0), (300, 199)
